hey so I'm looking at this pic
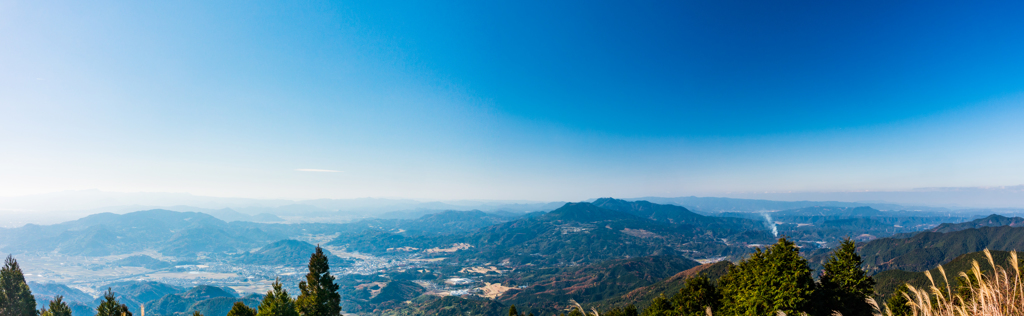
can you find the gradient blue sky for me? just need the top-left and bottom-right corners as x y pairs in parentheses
(2, 0), (1023, 200)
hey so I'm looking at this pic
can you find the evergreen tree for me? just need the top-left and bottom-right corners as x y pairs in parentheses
(40, 296), (73, 316)
(0, 255), (37, 316)
(296, 245), (342, 316)
(227, 301), (258, 316)
(257, 279), (299, 316)
(192, 312), (204, 316)
(641, 294), (673, 316)
(816, 238), (876, 316)
(671, 274), (721, 316)
(604, 305), (638, 316)
(718, 238), (815, 316)
(623, 305), (638, 316)
(509, 305), (519, 316)
(96, 288), (132, 316)
(885, 284), (911, 316)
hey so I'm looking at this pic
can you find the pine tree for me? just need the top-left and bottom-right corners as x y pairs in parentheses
(885, 284), (911, 316)
(718, 237), (816, 316)
(671, 274), (721, 316)
(641, 294), (673, 316)
(603, 305), (638, 316)
(40, 296), (73, 316)
(295, 245), (342, 316)
(509, 305), (519, 316)
(257, 279), (299, 316)
(227, 301), (258, 316)
(816, 238), (876, 316)
(0, 255), (37, 316)
(96, 288), (132, 316)
(192, 312), (204, 316)
(623, 305), (638, 316)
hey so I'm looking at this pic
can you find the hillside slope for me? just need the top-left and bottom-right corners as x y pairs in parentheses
(929, 214), (1024, 233)
(859, 226), (1024, 273)
(497, 255), (701, 314)
(872, 250), (1016, 301)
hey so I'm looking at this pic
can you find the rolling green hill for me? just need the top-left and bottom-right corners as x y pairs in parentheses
(383, 296), (507, 316)
(187, 296), (261, 316)
(465, 202), (768, 265)
(929, 214), (1024, 233)
(29, 282), (95, 306)
(497, 255), (701, 315)
(0, 210), (286, 257)
(103, 280), (184, 306)
(144, 285), (238, 316)
(590, 261), (732, 311)
(238, 239), (342, 266)
(871, 250), (1017, 301)
(859, 226), (1024, 273)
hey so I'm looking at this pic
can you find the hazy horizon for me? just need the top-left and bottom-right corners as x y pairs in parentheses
(5, 186), (1024, 211)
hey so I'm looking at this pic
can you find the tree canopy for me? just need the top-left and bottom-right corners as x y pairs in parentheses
(0, 255), (36, 316)
(718, 238), (816, 316)
(228, 301), (258, 316)
(296, 245), (342, 316)
(816, 238), (876, 316)
(40, 295), (73, 316)
(95, 288), (132, 316)
(257, 279), (299, 316)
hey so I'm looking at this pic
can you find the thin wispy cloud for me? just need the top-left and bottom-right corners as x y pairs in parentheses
(295, 169), (341, 173)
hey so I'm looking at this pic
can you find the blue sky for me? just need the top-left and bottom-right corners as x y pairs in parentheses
(2, 0), (1023, 201)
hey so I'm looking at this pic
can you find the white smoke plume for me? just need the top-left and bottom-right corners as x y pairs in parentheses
(761, 212), (778, 237)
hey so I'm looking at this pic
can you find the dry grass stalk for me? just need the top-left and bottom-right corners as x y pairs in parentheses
(884, 249), (1023, 316)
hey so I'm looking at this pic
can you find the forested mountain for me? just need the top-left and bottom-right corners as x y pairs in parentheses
(144, 285), (239, 316)
(237, 239), (343, 266)
(368, 210), (513, 235)
(592, 198), (764, 231)
(859, 226), (1024, 273)
(327, 200), (773, 265)
(26, 280), (261, 316)
(928, 214), (1024, 233)
(383, 296), (508, 316)
(497, 255), (700, 314)
(102, 280), (184, 307)
(29, 282), (94, 306)
(871, 250), (1016, 301)
(463, 202), (770, 265)
(0, 210), (286, 257)
(591, 198), (706, 224)
(592, 261), (732, 310)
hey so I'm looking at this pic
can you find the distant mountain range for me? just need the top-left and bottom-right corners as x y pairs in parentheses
(928, 214), (1024, 233)
(858, 216), (1024, 273)
(13, 197), (1024, 316)
(871, 249), (1017, 301)
(6, 189), (1024, 228)
(0, 210), (289, 257)
(459, 201), (770, 265)
(0, 190), (565, 226)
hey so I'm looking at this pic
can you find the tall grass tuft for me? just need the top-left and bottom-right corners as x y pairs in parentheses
(886, 249), (1024, 316)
